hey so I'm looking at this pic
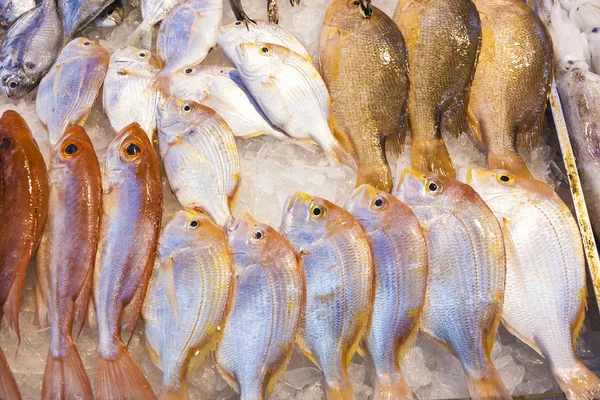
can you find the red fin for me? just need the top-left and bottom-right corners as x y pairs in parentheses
(42, 346), (93, 400)
(3, 262), (27, 342)
(465, 364), (511, 400)
(121, 262), (153, 345)
(0, 346), (21, 400)
(411, 138), (456, 178)
(554, 361), (600, 400)
(73, 265), (93, 339)
(374, 373), (412, 400)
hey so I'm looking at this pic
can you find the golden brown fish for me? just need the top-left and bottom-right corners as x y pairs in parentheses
(36, 125), (101, 400)
(320, 0), (409, 192)
(394, 0), (481, 178)
(0, 110), (49, 400)
(94, 123), (162, 400)
(467, 0), (553, 178)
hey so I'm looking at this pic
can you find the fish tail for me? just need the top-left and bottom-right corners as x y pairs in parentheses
(465, 366), (511, 400)
(326, 140), (356, 169)
(0, 346), (21, 400)
(487, 152), (533, 179)
(96, 342), (156, 400)
(554, 361), (600, 400)
(356, 162), (393, 193)
(159, 380), (189, 400)
(42, 345), (93, 400)
(127, 22), (153, 48)
(374, 374), (412, 400)
(324, 373), (355, 400)
(410, 138), (456, 178)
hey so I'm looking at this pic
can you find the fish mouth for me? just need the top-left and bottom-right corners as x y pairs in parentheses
(359, 0), (372, 18)
(398, 168), (423, 187)
(285, 193), (299, 212)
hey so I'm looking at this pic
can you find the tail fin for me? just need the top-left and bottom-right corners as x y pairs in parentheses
(554, 361), (600, 400)
(411, 138), (456, 178)
(0, 347), (21, 400)
(159, 380), (188, 400)
(325, 141), (356, 170)
(42, 346), (93, 400)
(324, 375), (355, 400)
(487, 152), (533, 179)
(128, 22), (153, 48)
(96, 343), (157, 400)
(374, 374), (412, 400)
(356, 163), (393, 193)
(465, 366), (511, 400)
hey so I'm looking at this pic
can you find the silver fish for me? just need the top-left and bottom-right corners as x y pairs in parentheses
(0, 0), (62, 100)
(59, 0), (112, 37)
(93, 0), (123, 27)
(0, 0), (35, 28)
(217, 214), (302, 400)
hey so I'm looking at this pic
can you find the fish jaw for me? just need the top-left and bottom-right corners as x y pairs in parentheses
(0, 70), (32, 100)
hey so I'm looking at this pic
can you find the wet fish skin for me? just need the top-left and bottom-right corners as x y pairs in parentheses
(157, 97), (240, 227)
(36, 38), (110, 145)
(320, 0), (408, 192)
(395, 170), (509, 400)
(394, 0), (481, 178)
(0, 0), (63, 100)
(465, 168), (600, 399)
(217, 214), (302, 400)
(37, 125), (101, 400)
(0, 0), (35, 28)
(144, 211), (232, 399)
(128, 0), (184, 47)
(346, 184), (427, 400)
(103, 45), (161, 140)
(59, 0), (112, 37)
(280, 192), (373, 400)
(468, 0), (553, 178)
(94, 123), (162, 400)
(93, 0), (123, 27)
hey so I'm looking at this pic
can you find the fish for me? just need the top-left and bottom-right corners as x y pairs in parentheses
(393, 0), (481, 178)
(267, 0), (277, 23)
(93, 0), (123, 27)
(155, 0), (222, 78)
(144, 210), (232, 399)
(0, 110), (49, 400)
(464, 168), (600, 400)
(157, 97), (240, 227)
(36, 38), (110, 145)
(128, 0), (184, 47)
(59, 0), (112, 37)
(394, 170), (509, 400)
(94, 122), (162, 400)
(103, 45), (161, 140)
(0, 0), (35, 28)
(280, 192), (373, 400)
(346, 184), (427, 400)
(164, 65), (289, 141)
(589, 27), (600, 74)
(36, 125), (101, 400)
(217, 19), (311, 63)
(320, 0), (409, 192)
(217, 214), (303, 400)
(233, 42), (352, 167)
(467, 0), (553, 178)
(0, 0), (63, 100)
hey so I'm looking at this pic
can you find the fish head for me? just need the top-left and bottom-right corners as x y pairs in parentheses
(49, 125), (96, 172)
(0, 68), (34, 100)
(95, 2), (124, 27)
(234, 42), (283, 79)
(104, 122), (153, 184)
(169, 65), (210, 100)
(61, 37), (110, 62)
(156, 97), (203, 147)
(111, 46), (162, 75)
(346, 184), (399, 232)
(0, 110), (35, 163)
(323, 0), (368, 29)
(162, 210), (222, 254)
(226, 213), (285, 265)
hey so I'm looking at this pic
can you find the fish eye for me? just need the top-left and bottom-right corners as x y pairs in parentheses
(83, 40), (91, 46)
(352, 1), (360, 5)
(371, 196), (387, 210)
(496, 173), (515, 185)
(63, 143), (78, 156)
(182, 103), (193, 112)
(310, 204), (326, 219)
(259, 45), (272, 56)
(235, 21), (242, 25)
(189, 219), (200, 228)
(251, 228), (265, 241)
(8, 81), (17, 89)
(122, 140), (142, 159)
(425, 180), (443, 195)
(127, 143), (140, 155)
(184, 68), (194, 74)
(138, 51), (147, 58)
(0, 137), (10, 151)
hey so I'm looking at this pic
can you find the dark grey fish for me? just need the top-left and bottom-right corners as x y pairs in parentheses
(93, 0), (123, 27)
(59, 0), (112, 37)
(0, 0), (62, 100)
(0, 0), (36, 28)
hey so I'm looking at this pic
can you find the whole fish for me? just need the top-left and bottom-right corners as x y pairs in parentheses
(217, 19), (311, 63)
(468, 0), (553, 178)
(347, 184), (427, 400)
(395, 170), (509, 400)
(0, 110), (49, 400)
(320, 0), (408, 192)
(0, 0), (62, 100)
(393, 0), (481, 178)
(128, 0), (184, 47)
(217, 214), (302, 400)
(281, 193), (373, 400)
(94, 123), (162, 400)
(589, 27), (600, 74)
(59, 0), (112, 37)
(0, 0), (35, 28)
(93, 0), (123, 27)
(465, 168), (600, 400)
(155, 0), (222, 79)
(36, 38), (110, 145)
(233, 42), (352, 167)
(164, 65), (288, 140)
(157, 97), (240, 227)
(36, 125), (101, 400)
(103, 45), (161, 140)
(144, 211), (232, 399)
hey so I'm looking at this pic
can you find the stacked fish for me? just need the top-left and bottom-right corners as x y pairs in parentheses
(0, 0), (599, 398)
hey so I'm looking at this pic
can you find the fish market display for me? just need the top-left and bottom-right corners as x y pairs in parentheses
(217, 19), (311, 62)
(217, 214), (302, 400)
(0, 0), (35, 28)
(36, 38), (110, 145)
(320, 0), (408, 192)
(94, 123), (162, 400)
(347, 184), (427, 400)
(59, 0), (112, 37)
(281, 193), (373, 399)
(103, 45), (161, 139)
(156, 0), (222, 77)
(233, 42), (352, 167)
(36, 125), (101, 400)
(466, 168), (600, 400)
(395, 170), (509, 400)
(0, 111), (49, 400)
(393, 0), (481, 178)
(93, 0), (124, 27)
(0, 0), (62, 100)
(144, 211), (232, 399)
(165, 65), (289, 140)
(157, 97), (240, 227)
(129, 0), (183, 46)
